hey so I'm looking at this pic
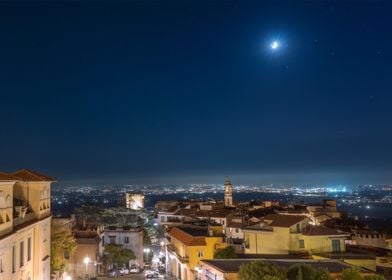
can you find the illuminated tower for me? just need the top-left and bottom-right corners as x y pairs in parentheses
(224, 177), (233, 207)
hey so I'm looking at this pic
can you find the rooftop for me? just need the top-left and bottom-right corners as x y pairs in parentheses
(169, 227), (207, 246)
(0, 172), (20, 181)
(263, 214), (307, 227)
(302, 226), (348, 236)
(11, 169), (54, 182)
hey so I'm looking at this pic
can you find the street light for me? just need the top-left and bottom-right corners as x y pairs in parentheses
(84, 256), (90, 275)
(64, 276), (72, 280)
(195, 266), (202, 280)
(144, 248), (150, 263)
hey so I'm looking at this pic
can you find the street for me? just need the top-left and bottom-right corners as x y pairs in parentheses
(97, 273), (145, 280)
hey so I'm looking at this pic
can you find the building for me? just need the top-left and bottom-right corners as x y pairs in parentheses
(224, 177), (233, 207)
(70, 228), (103, 278)
(125, 193), (145, 210)
(0, 169), (53, 280)
(166, 225), (227, 280)
(199, 258), (374, 280)
(349, 229), (389, 249)
(224, 217), (246, 253)
(103, 225), (144, 267)
(243, 214), (348, 255)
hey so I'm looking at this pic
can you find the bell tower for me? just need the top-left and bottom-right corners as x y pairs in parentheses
(224, 177), (233, 207)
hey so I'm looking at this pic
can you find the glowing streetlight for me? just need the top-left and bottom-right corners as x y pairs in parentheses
(84, 256), (90, 275)
(144, 248), (150, 263)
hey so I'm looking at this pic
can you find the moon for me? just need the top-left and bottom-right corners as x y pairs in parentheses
(271, 41), (279, 50)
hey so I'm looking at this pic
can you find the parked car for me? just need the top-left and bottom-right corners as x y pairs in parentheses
(145, 271), (160, 279)
(107, 269), (120, 277)
(130, 264), (140, 273)
(118, 266), (130, 275)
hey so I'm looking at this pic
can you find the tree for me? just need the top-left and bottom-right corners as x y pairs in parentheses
(214, 246), (237, 259)
(364, 275), (385, 280)
(340, 268), (364, 280)
(104, 244), (136, 268)
(50, 220), (77, 277)
(287, 263), (331, 280)
(238, 261), (286, 280)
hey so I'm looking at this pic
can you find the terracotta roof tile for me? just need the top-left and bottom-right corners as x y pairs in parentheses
(11, 169), (54, 182)
(263, 214), (307, 227)
(0, 172), (20, 181)
(302, 226), (348, 236)
(169, 227), (207, 246)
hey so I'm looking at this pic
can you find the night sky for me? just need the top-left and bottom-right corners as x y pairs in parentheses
(1, 2), (391, 185)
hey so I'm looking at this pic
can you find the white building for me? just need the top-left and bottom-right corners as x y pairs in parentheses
(0, 169), (53, 280)
(103, 226), (144, 267)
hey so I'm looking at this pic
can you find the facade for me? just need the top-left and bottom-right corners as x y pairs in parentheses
(224, 218), (246, 253)
(66, 221), (104, 279)
(350, 230), (389, 249)
(243, 214), (348, 255)
(224, 177), (233, 207)
(166, 226), (227, 280)
(0, 169), (53, 280)
(125, 193), (145, 210)
(103, 226), (144, 267)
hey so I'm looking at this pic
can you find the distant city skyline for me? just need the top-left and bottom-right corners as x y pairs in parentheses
(1, 2), (392, 184)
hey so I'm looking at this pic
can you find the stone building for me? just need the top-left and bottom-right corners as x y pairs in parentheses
(0, 169), (53, 280)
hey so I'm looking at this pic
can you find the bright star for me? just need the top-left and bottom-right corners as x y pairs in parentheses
(271, 41), (279, 50)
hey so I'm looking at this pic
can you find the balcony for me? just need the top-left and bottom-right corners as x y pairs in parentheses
(167, 245), (189, 263)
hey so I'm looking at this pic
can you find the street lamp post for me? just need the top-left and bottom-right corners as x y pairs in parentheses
(83, 256), (90, 277)
(143, 248), (150, 264)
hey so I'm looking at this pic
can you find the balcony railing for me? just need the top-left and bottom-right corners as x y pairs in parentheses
(167, 245), (189, 263)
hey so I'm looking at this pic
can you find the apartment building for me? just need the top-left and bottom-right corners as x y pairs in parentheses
(0, 169), (53, 280)
(166, 225), (227, 280)
(243, 214), (348, 255)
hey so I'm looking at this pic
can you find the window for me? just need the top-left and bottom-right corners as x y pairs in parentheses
(109, 236), (116, 244)
(27, 237), (31, 262)
(0, 257), (3, 273)
(102, 238), (105, 247)
(198, 251), (203, 258)
(299, 239), (305, 249)
(235, 229), (239, 233)
(20, 241), (24, 267)
(12, 245), (16, 273)
(245, 238), (250, 249)
(332, 240), (341, 253)
(124, 237), (129, 244)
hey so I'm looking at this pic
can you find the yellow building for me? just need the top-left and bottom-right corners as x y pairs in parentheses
(0, 169), (53, 280)
(243, 214), (348, 255)
(166, 226), (227, 280)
